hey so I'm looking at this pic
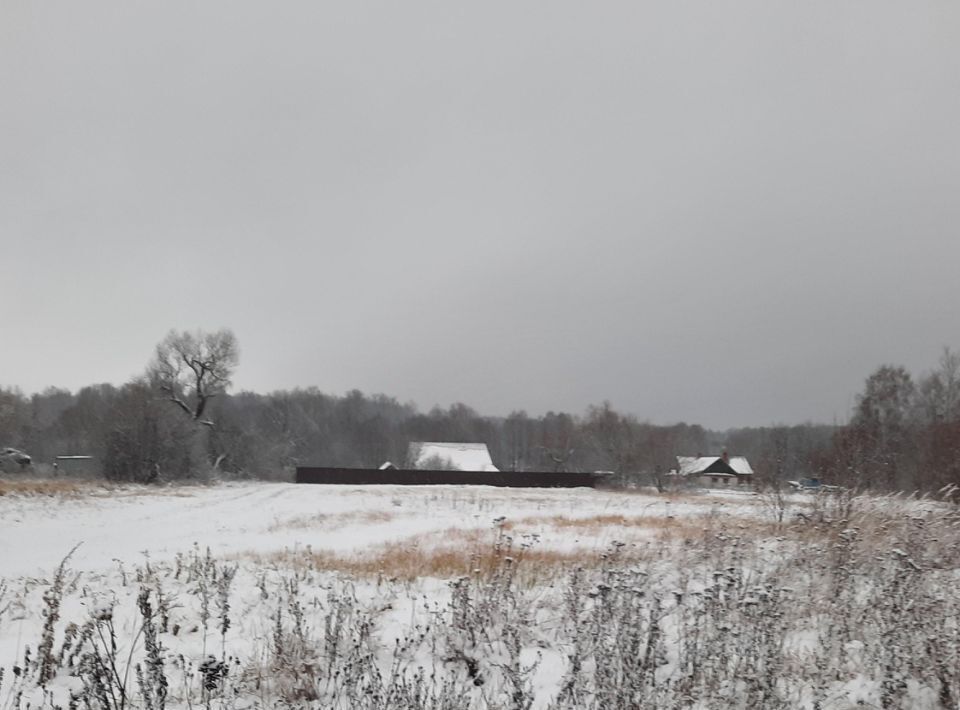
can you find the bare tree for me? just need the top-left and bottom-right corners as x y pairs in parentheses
(917, 347), (960, 424)
(756, 429), (790, 525)
(583, 402), (642, 480)
(850, 364), (916, 489)
(150, 329), (239, 427)
(537, 411), (579, 472)
(417, 454), (460, 471)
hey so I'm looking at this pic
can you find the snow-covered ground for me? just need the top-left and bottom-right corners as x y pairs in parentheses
(0, 481), (956, 709)
(0, 482), (761, 578)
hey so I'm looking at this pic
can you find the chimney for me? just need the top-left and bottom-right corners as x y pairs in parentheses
(721, 449), (729, 463)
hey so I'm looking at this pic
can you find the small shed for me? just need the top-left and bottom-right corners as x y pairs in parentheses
(55, 455), (97, 476)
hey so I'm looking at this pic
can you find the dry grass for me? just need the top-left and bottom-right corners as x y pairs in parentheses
(245, 545), (579, 583)
(268, 509), (397, 532)
(240, 526), (646, 583)
(248, 493), (960, 582)
(505, 513), (664, 530)
(110, 486), (196, 498)
(0, 478), (100, 498)
(0, 477), (197, 499)
(248, 513), (815, 582)
(603, 487), (713, 501)
(502, 512), (784, 540)
(499, 510), (912, 555)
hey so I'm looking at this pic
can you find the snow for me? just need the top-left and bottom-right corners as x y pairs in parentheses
(0, 482), (755, 578)
(728, 456), (753, 474)
(677, 455), (714, 475)
(411, 441), (500, 471)
(0, 482), (769, 707)
(0, 482), (954, 709)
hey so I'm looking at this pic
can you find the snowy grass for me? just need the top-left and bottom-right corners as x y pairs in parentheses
(267, 509), (398, 532)
(0, 476), (197, 499)
(241, 525), (615, 585)
(0, 477), (103, 498)
(0, 482), (958, 708)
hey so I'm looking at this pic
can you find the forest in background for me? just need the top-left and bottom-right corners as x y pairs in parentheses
(1, 330), (958, 492)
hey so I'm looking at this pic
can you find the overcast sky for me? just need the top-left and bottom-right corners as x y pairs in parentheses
(2, 1), (959, 429)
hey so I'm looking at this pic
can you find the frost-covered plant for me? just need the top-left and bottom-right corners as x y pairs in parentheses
(0, 581), (10, 623)
(37, 545), (79, 687)
(135, 587), (168, 710)
(9, 491), (960, 709)
(215, 563), (237, 659)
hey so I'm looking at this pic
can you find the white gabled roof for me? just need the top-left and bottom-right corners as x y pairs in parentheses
(677, 456), (714, 475)
(728, 456), (753, 475)
(676, 455), (753, 476)
(410, 442), (500, 472)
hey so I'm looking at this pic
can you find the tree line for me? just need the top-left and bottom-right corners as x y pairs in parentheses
(0, 329), (957, 491)
(828, 349), (960, 492)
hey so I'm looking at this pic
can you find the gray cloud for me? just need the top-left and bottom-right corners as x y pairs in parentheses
(2, 0), (959, 428)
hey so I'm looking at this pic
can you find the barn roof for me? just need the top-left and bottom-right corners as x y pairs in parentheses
(410, 442), (500, 472)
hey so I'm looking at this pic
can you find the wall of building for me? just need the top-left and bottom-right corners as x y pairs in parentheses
(296, 467), (598, 488)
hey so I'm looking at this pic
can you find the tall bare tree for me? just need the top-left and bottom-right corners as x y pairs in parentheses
(917, 347), (960, 425)
(149, 329), (239, 427)
(849, 364), (916, 489)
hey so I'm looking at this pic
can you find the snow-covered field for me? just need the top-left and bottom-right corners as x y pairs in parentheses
(1, 481), (958, 709)
(0, 482), (761, 579)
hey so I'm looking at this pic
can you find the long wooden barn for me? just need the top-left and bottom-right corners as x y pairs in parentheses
(295, 466), (600, 488)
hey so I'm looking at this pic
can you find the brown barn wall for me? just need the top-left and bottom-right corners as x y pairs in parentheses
(295, 467), (598, 488)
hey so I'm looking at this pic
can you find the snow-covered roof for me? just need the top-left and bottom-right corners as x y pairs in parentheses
(0, 447), (31, 464)
(410, 442), (500, 472)
(728, 456), (753, 475)
(677, 456), (712, 475)
(676, 455), (753, 476)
